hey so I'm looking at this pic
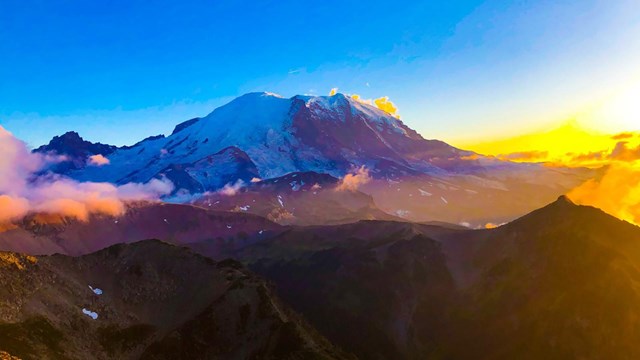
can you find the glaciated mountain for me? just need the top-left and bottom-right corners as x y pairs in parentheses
(66, 92), (467, 187)
(39, 92), (595, 226)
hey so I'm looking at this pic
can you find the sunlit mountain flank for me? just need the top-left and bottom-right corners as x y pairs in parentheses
(1, 1), (640, 359)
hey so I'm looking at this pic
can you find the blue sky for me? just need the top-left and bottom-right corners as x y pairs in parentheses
(1, 0), (639, 147)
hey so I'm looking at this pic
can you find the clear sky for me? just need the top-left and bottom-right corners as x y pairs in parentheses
(1, 0), (639, 147)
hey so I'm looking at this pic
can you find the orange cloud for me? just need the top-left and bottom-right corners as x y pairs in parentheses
(609, 141), (640, 162)
(0, 195), (29, 224)
(568, 150), (608, 163)
(461, 154), (482, 161)
(496, 151), (549, 162)
(88, 154), (110, 166)
(336, 166), (371, 192)
(612, 132), (636, 140)
(329, 88), (339, 96)
(461, 122), (640, 169)
(374, 96), (400, 118)
(348, 94), (401, 118)
(568, 162), (640, 226)
(350, 94), (373, 105)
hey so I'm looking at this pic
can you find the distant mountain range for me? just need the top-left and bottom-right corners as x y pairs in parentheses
(2, 196), (640, 359)
(33, 92), (595, 227)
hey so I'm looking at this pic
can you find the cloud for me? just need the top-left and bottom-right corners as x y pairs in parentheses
(496, 150), (549, 162)
(0, 195), (30, 224)
(218, 180), (245, 196)
(350, 94), (373, 105)
(568, 162), (640, 226)
(374, 96), (400, 118)
(609, 141), (640, 161)
(349, 94), (401, 118)
(0, 126), (174, 227)
(336, 166), (371, 192)
(612, 132), (636, 140)
(250, 177), (262, 183)
(329, 88), (339, 96)
(568, 150), (608, 163)
(88, 154), (110, 166)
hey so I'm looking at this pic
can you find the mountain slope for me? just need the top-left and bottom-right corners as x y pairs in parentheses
(0, 240), (352, 360)
(0, 203), (283, 258)
(38, 91), (594, 226)
(34, 132), (118, 172)
(68, 92), (466, 186)
(193, 171), (400, 225)
(239, 198), (640, 359)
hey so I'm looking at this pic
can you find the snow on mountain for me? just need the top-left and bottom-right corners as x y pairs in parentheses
(67, 92), (467, 191)
(35, 91), (595, 225)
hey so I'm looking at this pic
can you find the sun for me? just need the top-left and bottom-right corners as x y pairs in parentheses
(586, 81), (640, 133)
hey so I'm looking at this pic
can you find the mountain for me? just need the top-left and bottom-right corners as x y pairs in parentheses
(0, 203), (284, 258)
(38, 92), (594, 226)
(3, 194), (640, 359)
(0, 240), (352, 359)
(192, 171), (401, 225)
(34, 131), (118, 172)
(67, 92), (463, 184)
(237, 197), (640, 359)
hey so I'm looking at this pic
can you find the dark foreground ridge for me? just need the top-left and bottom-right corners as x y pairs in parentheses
(0, 240), (352, 360)
(2, 197), (640, 359)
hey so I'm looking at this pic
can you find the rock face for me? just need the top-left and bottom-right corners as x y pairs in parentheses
(0, 240), (352, 360)
(34, 131), (118, 172)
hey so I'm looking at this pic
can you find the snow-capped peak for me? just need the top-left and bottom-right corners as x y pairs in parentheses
(63, 91), (463, 193)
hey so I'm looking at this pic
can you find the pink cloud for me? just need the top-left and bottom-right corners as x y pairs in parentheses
(88, 154), (110, 166)
(0, 126), (174, 227)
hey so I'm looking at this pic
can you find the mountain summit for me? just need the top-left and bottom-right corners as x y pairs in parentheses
(36, 92), (593, 226)
(67, 92), (466, 186)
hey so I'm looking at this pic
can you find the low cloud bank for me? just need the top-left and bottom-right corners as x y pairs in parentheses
(0, 126), (173, 226)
